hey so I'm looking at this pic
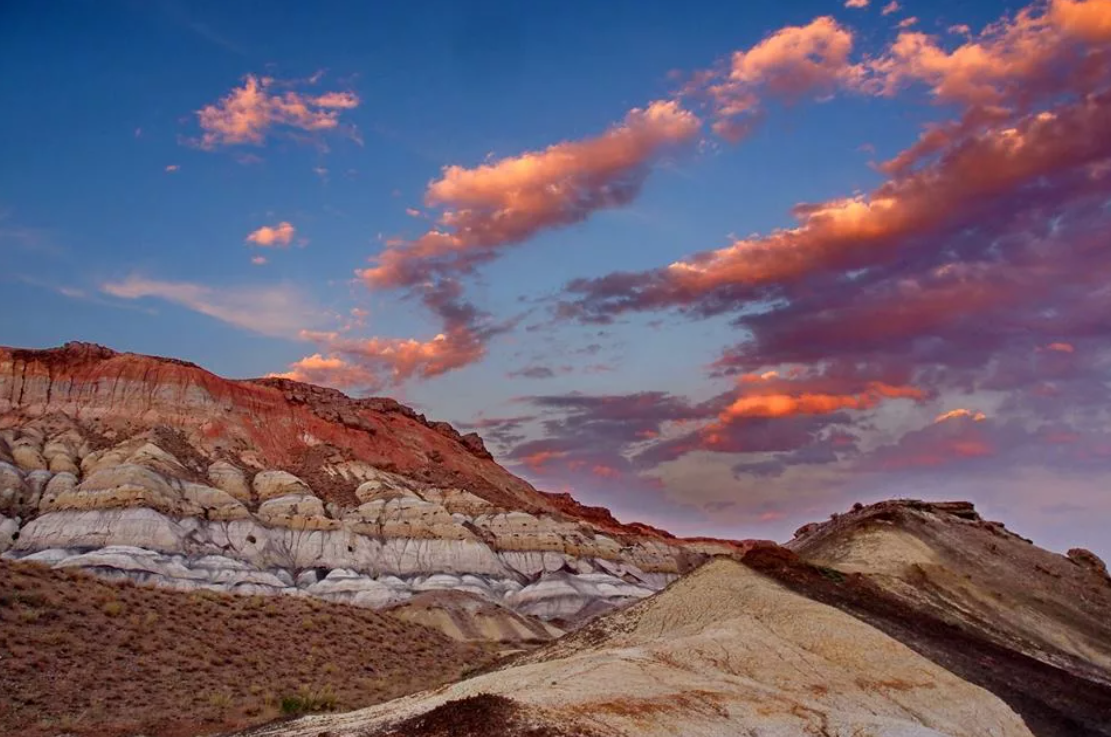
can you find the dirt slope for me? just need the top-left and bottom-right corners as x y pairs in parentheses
(0, 559), (496, 737)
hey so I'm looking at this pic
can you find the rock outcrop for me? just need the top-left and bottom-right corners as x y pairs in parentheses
(0, 343), (732, 630)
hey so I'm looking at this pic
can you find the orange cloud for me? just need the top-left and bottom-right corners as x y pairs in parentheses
(360, 100), (700, 287)
(720, 382), (924, 421)
(276, 329), (485, 390)
(271, 353), (379, 389)
(845, 0), (869, 8)
(868, 1), (1111, 107)
(934, 408), (987, 423)
(246, 221), (296, 247)
(1045, 342), (1075, 353)
(707, 17), (860, 140)
(195, 74), (359, 149)
(569, 86), (1111, 317)
(274, 280), (505, 390)
(1050, 0), (1111, 43)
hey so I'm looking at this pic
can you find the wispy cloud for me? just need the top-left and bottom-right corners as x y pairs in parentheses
(100, 275), (322, 338)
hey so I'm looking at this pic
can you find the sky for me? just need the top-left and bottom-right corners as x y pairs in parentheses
(2, 0), (1111, 558)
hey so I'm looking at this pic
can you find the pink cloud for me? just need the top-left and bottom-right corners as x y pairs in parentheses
(359, 100), (700, 288)
(164, 164), (179, 173)
(246, 221), (296, 248)
(845, 0), (869, 8)
(566, 88), (1111, 318)
(250, 255), (268, 266)
(935, 408), (987, 423)
(194, 74), (359, 150)
(868, 1), (1111, 107)
(705, 17), (861, 140)
(274, 280), (509, 390)
(881, 1), (901, 15)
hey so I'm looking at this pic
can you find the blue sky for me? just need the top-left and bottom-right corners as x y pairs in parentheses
(3, 0), (1111, 557)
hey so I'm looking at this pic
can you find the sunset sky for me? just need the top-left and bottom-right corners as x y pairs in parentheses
(3, 0), (1110, 556)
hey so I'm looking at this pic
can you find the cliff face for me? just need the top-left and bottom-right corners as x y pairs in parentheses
(0, 343), (731, 630)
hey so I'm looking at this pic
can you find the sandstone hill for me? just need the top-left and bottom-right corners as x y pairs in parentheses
(0, 557), (496, 737)
(0, 342), (739, 643)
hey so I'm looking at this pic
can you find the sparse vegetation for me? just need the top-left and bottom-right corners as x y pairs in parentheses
(0, 559), (498, 737)
(279, 685), (338, 715)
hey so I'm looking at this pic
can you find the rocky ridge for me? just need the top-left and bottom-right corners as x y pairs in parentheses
(0, 343), (731, 632)
(788, 499), (1111, 687)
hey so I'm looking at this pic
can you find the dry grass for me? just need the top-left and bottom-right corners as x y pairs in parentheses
(0, 559), (499, 737)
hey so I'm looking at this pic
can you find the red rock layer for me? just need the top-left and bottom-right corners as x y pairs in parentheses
(0, 343), (548, 511)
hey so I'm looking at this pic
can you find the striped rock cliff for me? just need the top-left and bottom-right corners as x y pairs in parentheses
(0, 342), (738, 634)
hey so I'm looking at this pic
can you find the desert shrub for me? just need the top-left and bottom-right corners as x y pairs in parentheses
(102, 600), (125, 617)
(280, 685), (338, 715)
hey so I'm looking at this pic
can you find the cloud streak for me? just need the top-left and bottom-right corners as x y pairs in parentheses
(360, 101), (701, 288)
(101, 275), (321, 338)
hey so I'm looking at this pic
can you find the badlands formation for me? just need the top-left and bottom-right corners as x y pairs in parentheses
(0, 342), (733, 640)
(4, 343), (1111, 737)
